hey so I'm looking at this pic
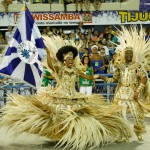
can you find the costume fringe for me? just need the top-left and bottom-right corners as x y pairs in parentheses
(0, 93), (132, 150)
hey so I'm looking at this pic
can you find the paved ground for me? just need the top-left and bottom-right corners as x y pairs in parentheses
(0, 117), (150, 150)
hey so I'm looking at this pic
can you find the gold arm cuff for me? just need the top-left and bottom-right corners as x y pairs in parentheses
(106, 77), (114, 83)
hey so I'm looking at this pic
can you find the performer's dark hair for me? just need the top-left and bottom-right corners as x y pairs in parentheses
(56, 45), (78, 62)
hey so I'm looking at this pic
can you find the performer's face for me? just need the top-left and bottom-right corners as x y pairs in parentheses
(65, 56), (74, 68)
(125, 50), (133, 62)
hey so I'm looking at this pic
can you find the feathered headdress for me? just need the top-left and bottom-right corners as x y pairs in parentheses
(116, 26), (150, 72)
(42, 35), (84, 83)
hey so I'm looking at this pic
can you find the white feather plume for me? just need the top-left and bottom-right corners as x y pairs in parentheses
(117, 26), (150, 71)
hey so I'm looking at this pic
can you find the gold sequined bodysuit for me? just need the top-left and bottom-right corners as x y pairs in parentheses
(112, 61), (147, 136)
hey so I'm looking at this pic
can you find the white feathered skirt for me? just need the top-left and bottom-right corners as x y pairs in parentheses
(0, 89), (132, 150)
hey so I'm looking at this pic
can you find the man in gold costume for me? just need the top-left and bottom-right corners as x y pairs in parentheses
(101, 46), (148, 141)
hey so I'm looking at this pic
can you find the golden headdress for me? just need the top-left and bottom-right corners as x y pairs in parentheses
(63, 51), (73, 60)
(116, 26), (150, 71)
(124, 46), (133, 52)
(42, 35), (84, 82)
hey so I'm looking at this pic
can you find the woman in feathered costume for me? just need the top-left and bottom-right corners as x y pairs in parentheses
(0, 35), (132, 150)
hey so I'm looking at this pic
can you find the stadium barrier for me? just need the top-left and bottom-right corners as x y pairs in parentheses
(0, 73), (149, 107)
(0, 82), (117, 106)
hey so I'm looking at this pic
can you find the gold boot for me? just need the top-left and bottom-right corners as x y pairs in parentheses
(137, 134), (143, 141)
(116, 137), (129, 143)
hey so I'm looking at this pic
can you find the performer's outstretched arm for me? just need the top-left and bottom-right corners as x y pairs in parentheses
(98, 67), (120, 83)
(45, 48), (59, 73)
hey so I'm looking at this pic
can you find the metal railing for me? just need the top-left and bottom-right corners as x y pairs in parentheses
(0, 73), (149, 107)
(0, 79), (117, 106)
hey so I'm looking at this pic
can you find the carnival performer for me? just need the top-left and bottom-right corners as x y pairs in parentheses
(0, 36), (132, 150)
(100, 26), (150, 142)
(101, 47), (147, 141)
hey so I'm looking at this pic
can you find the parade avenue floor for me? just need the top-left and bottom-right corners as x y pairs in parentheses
(0, 116), (150, 150)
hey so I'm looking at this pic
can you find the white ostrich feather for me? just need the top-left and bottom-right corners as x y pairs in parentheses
(55, 109), (111, 150)
(42, 35), (82, 60)
(117, 26), (150, 71)
(42, 35), (84, 80)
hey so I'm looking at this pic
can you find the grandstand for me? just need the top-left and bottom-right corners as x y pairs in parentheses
(0, 0), (139, 12)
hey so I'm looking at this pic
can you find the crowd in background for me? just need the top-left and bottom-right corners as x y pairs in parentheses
(1, 0), (129, 13)
(0, 23), (150, 96)
(1, 23), (150, 76)
(42, 23), (150, 75)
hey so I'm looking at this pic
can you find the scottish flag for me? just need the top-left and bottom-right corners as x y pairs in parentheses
(0, 6), (46, 88)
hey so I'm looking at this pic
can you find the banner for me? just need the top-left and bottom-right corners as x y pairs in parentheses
(0, 6), (45, 88)
(0, 11), (150, 26)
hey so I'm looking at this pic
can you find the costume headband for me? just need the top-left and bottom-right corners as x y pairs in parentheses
(124, 46), (133, 52)
(63, 51), (73, 60)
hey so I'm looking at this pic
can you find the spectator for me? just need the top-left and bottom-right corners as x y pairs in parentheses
(97, 40), (109, 57)
(1, 0), (9, 14)
(91, 30), (100, 42)
(75, 0), (83, 12)
(79, 33), (86, 42)
(101, 38), (107, 45)
(46, 26), (53, 37)
(93, 0), (101, 12)
(63, 34), (69, 40)
(79, 46), (89, 59)
(52, 27), (57, 35)
(79, 55), (95, 95)
(0, 33), (6, 45)
(112, 30), (119, 44)
(86, 34), (91, 43)
(85, 28), (93, 37)
(42, 66), (53, 87)
(84, 0), (90, 12)
(90, 45), (104, 74)
(87, 41), (94, 54)
(103, 25), (109, 36)
(107, 52), (116, 74)
(68, 32), (75, 41)
(57, 27), (64, 36)
(75, 27), (81, 42)
(98, 32), (104, 41)
(104, 33), (115, 49)
(83, 47), (90, 56)
(78, 22), (85, 33)
(107, 26), (115, 34)
(63, 0), (74, 12)
(99, 47), (109, 73)
(5, 25), (13, 44)
(42, 28), (47, 36)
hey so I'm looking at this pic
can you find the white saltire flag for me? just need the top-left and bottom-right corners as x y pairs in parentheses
(0, 6), (46, 88)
